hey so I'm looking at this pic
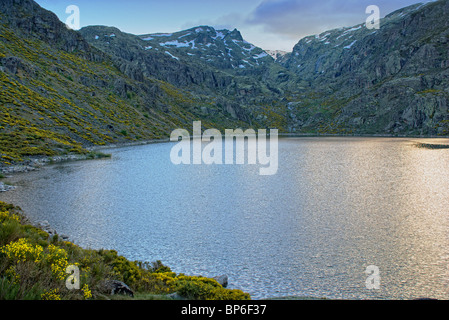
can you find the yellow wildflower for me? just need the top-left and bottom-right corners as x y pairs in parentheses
(41, 289), (61, 300)
(5, 266), (20, 284)
(81, 284), (92, 300)
(46, 244), (69, 280)
(0, 238), (43, 263)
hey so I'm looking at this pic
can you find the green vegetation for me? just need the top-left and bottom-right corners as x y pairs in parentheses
(0, 14), (256, 168)
(0, 201), (251, 300)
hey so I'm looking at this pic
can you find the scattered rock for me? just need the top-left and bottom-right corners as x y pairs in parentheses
(100, 280), (134, 297)
(0, 182), (16, 192)
(36, 220), (59, 238)
(213, 275), (228, 288)
(168, 292), (186, 300)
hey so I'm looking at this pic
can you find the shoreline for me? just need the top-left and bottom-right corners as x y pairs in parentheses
(86, 138), (171, 152)
(0, 138), (171, 175)
(1, 134), (449, 175)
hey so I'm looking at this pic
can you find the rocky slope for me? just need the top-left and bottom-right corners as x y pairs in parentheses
(0, 0), (266, 166)
(1, 0), (448, 167)
(79, 25), (293, 127)
(79, 1), (449, 137)
(280, 1), (449, 135)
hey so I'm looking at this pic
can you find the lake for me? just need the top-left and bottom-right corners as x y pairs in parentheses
(1, 137), (449, 300)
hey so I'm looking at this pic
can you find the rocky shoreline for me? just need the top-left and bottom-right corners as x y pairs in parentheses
(0, 181), (16, 192)
(0, 138), (171, 175)
(0, 154), (98, 175)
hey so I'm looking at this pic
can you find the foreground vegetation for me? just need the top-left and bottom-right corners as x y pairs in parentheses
(0, 201), (250, 300)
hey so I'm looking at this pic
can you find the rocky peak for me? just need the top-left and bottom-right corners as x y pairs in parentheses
(227, 28), (243, 41)
(0, 0), (98, 58)
(130, 25), (274, 71)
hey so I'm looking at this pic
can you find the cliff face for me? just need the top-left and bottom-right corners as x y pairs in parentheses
(0, 0), (94, 55)
(280, 1), (449, 135)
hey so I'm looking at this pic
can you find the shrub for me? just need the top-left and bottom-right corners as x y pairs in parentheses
(0, 201), (251, 300)
(175, 276), (251, 300)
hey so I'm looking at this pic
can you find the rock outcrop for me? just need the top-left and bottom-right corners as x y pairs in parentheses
(279, 1), (449, 135)
(100, 280), (134, 297)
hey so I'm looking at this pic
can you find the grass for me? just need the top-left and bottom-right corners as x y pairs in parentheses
(0, 201), (251, 300)
(85, 151), (112, 160)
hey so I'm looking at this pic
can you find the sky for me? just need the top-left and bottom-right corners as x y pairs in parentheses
(35, 0), (431, 51)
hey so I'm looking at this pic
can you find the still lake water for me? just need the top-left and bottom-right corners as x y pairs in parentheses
(1, 137), (449, 300)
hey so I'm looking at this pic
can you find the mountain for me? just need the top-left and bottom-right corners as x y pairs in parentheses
(1, 0), (449, 167)
(138, 26), (273, 71)
(279, 1), (449, 135)
(79, 24), (293, 128)
(0, 0), (271, 166)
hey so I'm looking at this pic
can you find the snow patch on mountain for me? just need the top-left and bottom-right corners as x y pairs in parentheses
(253, 52), (268, 59)
(344, 40), (357, 49)
(160, 40), (191, 48)
(165, 51), (179, 60)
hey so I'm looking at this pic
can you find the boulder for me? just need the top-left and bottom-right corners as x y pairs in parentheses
(0, 182), (15, 192)
(213, 275), (228, 288)
(101, 280), (134, 297)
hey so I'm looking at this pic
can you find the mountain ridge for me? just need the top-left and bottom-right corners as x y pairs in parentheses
(1, 0), (449, 167)
(0, 0), (262, 167)
(279, 0), (449, 135)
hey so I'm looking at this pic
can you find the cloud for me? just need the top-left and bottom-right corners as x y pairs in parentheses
(245, 0), (428, 40)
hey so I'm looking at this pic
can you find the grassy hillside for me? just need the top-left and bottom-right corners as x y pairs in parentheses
(0, 8), (251, 167)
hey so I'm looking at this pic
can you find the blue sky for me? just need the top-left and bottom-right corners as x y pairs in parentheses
(35, 0), (431, 51)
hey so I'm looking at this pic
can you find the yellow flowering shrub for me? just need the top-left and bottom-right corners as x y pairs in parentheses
(5, 266), (20, 284)
(174, 276), (251, 300)
(0, 238), (43, 263)
(111, 255), (142, 285)
(81, 284), (92, 300)
(41, 289), (61, 300)
(0, 200), (252, 300)
(143, 272), (250, 300)
(0, 210), (20, 223)
(46, 244), (69, 281)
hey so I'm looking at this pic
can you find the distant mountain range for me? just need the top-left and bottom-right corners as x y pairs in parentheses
(1, 0), (448, 166)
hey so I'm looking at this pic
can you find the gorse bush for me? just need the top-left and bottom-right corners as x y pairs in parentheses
(0, 202), (251, 300)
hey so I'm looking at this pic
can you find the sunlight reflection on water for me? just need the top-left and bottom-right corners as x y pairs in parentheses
(1, 137), (449, 300)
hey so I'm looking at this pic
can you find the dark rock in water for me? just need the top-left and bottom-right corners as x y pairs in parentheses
(101, 280), (134, 297)
(0, 182), (16, 192)
(37, 220), (57, 237)
(213, 275), (228, 288)
(413, 297), (438, 300)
